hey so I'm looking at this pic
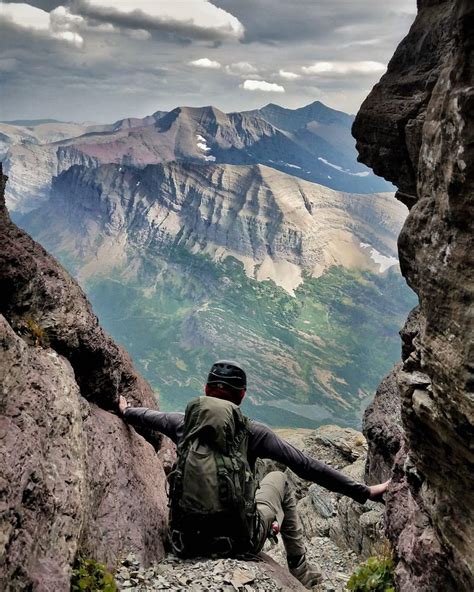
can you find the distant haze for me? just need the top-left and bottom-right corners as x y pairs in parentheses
(0, 0), (416, 122)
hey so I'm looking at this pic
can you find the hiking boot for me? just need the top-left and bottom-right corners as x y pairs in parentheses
(289, 555), (323, 589)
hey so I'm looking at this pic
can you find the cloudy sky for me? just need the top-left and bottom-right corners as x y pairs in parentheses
(0, 0), (417, 122)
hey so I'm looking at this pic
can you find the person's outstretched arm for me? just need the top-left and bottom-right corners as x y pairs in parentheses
(250, 422), (389, 504)
(118, 395), (183, 444)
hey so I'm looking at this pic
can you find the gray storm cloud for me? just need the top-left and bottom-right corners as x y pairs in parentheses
(71, 0), (244, 43)
(0, 0), (417, 121)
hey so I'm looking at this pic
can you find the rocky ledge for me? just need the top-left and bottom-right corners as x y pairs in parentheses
(115, 553), (306, 592)
(113, 425), (381, 592)
(353, 1), (474, 590)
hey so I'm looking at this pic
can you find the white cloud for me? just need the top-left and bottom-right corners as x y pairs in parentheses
(81, 0), (244, 40)
(53, 31), (84, 48)
(0, 0), (417, 121)
(0, 3), (84, 47)
(50, 6), (85, 32)
(189, 58), (222, 69)
(1, 3), (50, 31)
(278, 69), (300, 80)
(302, 61), (386, 75)
(126, 29), (151, 40)
(225, 61), (258, 75)
(241, 80), (285, 93)
(92, 23), (116, 33)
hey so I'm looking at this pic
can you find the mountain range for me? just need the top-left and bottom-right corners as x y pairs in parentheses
(3, 101), (392, 215)
(4, 100), (414, 427)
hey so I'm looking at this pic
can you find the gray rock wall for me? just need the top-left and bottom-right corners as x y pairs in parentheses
(353, 1), (474, 590)
(0, 165), (169, 591)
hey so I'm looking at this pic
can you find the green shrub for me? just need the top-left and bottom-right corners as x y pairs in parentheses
(71, 556), (117, 592)
(346, 553), (396, 591)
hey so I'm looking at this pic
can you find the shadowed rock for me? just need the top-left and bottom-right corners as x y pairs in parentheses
(0, 165), (168, 590)
(363, 364), (403, 484)
(353, 1), (474, 590)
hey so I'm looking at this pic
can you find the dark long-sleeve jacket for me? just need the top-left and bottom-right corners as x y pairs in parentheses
(123, 406), (370, 504)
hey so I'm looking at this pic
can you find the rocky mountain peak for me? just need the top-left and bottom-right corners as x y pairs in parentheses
(3, 99), (392, 216)
(157, 104), (228, 132)
(251, 100), (354, 132)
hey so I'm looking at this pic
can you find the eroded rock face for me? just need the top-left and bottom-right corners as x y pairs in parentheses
(0, 165), (168, 590)
(23, 160), (405, 295)
(353, 1), (474, 590)
(363, 364), (403, 484)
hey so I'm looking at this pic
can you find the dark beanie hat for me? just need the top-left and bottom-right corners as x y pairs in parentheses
(206, 360), (247, 391)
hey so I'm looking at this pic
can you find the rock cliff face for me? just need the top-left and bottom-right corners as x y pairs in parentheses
(0, 165), (169, 590)
(4, 143), (97, 214)
(24, 160), (405, 293)
(353, 1), (474, 590)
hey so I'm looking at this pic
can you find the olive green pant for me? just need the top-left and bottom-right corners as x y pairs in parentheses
(255, 471), (306, 558)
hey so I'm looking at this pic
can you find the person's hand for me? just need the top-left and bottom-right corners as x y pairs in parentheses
(368, 479), (391, 503)
(118, 395), (129, 415)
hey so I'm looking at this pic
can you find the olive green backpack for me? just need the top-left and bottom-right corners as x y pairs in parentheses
(168, 396), (258, 557)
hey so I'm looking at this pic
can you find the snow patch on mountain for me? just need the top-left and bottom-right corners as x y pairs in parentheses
(318, 157), (370, 177)
(360, 242), (398, 272)
(196, 134), (216, 162)
(196, 135), (211, 152)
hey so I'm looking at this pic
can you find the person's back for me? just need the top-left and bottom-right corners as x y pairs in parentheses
(118, 360), (389, 589)
(167, 395), (258, 557)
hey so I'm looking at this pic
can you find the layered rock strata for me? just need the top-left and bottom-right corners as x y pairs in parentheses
(23, 161), (405, 294)
(3, 102), (390, 215)
(0, 165), (169, 591)
(353, 1), (474, 590)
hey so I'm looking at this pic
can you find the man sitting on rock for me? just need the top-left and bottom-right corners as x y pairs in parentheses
(118, 360), (389, 589)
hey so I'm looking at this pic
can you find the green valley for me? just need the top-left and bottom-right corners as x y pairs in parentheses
(86, 247), (416, 428)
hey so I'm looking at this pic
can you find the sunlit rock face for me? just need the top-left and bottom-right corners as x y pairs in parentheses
(1, 113), (165, 214)
(0, 166), (169, 590)
(354, 1), (474, 590)
(3, 102), (390, 215)
(24, 160), (404, 294)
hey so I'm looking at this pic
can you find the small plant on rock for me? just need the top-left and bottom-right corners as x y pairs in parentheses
(346, 543), (395, 592)
(22, 317), (49, 347)
(71, 556), (117, 592)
